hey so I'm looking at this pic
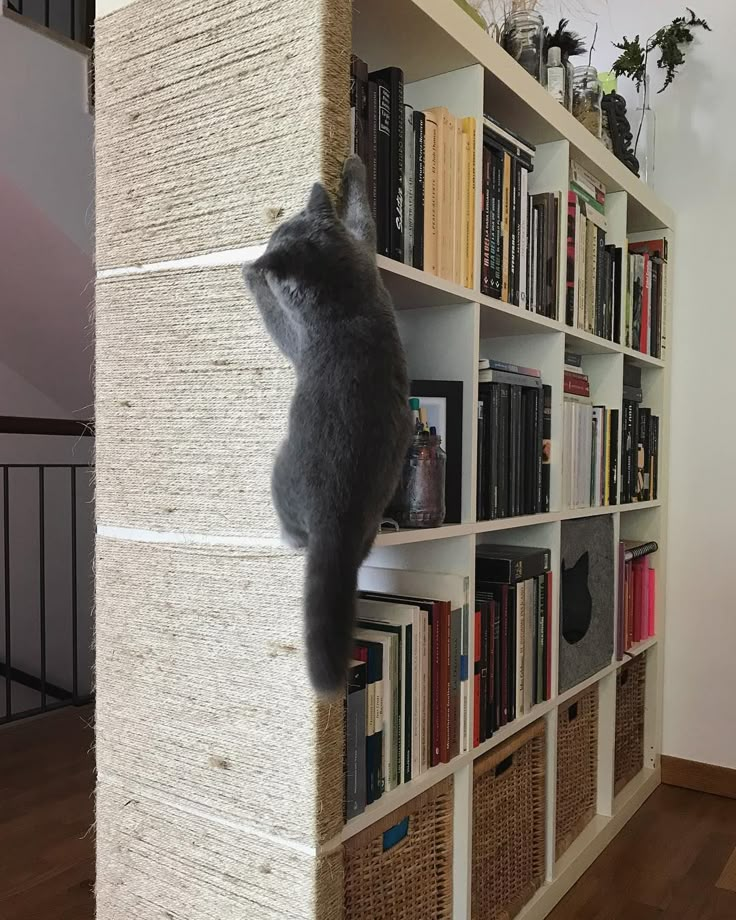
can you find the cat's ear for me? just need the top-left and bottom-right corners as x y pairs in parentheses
(306, 182), (336, 220)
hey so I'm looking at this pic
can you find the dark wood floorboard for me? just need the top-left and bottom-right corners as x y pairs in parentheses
(0, 707), (94, 920)
(2, 710), (736, 920)
(548, 784), (736, 920)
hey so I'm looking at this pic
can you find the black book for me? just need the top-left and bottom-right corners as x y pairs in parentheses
(476, 544), (552, 585)
(369, 67), (404, 260)
(367, 80), (379, 223)
(623, 385), (643, 403)
(650, 257), (661, 358)
(477, 584), (507, 726)
(623, 363), (642, 388)
(651, 416), (660, 499)
(595, 227), (605, 336)
(354, 639), (384, 804)
(533, 386), (543, 514)
(540, 383), (552, 512)
(509, 385), (522, 517)
(608, 408), (619, 506)
(497, 384), (510, 518)
(522, 387), (537, 515)
(639, 408), (651, 501)
(412, 110), (425, 271)
(481, 146), (492, 295)
(510, 159), (520, 306)
(477, 600), (490, 743)
(533, 200), (545, 316)
(537, 574), (547, 702)
(507, 584), (516, 722)
(482, 128), (535, 172)
(612, 246), (623, 344)
(477, 399), (486, 520)
(350, 56), (370, 163)
(489, 146), (504, 297)
(493, 598), (502, 728)
(346, 659), (367, 820)
(549, 193), (559, 319)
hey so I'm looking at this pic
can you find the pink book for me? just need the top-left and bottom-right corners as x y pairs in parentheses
(641, 557), (650, 642)
(648, 568), (656, 636)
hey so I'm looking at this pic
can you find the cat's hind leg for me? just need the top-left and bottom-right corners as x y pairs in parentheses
(271, 446), (309, 550)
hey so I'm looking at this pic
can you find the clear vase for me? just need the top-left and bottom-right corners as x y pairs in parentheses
(635, 80), (656, 185)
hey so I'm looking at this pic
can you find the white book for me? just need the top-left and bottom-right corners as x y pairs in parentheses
(353, 627), (397, 791)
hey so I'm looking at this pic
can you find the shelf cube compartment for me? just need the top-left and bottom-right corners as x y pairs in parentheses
(614, 652), (647, 794)
(343, 778), (454, 920)
(555, 683), (599, 860)
(471, 720), (546, 920)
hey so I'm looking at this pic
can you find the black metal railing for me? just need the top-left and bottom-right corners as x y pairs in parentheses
(6, 0), (95, 48)
(0, 418), (94, 724)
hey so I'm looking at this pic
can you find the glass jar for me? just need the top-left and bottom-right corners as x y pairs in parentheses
(572, 66), (602, 138)
(502, 11), (544, 83)
(389, 433), (446, 528)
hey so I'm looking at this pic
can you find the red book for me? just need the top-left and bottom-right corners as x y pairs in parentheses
(473, 610), (481, 748)
(545, 571), (553, 700)
(431, 602), (442, 766)
(564, 379), (591, 397)
(648, 568), (656, 636)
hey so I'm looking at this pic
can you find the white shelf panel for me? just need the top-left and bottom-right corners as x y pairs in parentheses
(353, 0), (673, 231)
(375, 503), (662, 547)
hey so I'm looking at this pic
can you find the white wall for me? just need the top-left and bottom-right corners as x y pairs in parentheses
(539, 0), (734, 769)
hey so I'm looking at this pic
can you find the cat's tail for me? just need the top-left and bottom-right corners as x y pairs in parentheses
(304, 525), (362, 697)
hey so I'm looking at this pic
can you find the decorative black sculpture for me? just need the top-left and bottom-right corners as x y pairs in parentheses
(602, 91), (640, 176)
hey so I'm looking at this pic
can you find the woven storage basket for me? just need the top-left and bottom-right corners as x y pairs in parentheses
(472, 720), (546, 920)
(343, 777), (453, 920)
(555, 684), (598, 860)
(614, 653), (647, 794)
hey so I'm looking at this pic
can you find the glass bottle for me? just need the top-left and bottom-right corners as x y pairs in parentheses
(572, 65), (602, 138)
(390, 433), (447, 528)
(503, 10), (544, 83)
(545, 46), (565, 104)
(635, 77), (656, 185)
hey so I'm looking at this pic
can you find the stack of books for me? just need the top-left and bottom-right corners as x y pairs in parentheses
(476, 359), (551, 521)
(616, 541), (658, 658)
(562, 353), (619, 509)
(350, 57), (476, 287)
(625, 237), (668, 358)
(620, 365), (660, 504)
(345, 567), (471, 820)
(566, 161), (623, 342)
(481, 116), (559, 317)
(474, 544), (553, 744)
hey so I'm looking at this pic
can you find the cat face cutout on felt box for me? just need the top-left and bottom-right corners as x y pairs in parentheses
(559, 516), (614, 692)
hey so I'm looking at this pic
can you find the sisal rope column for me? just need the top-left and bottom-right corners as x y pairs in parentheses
(94, 1), (350, 917)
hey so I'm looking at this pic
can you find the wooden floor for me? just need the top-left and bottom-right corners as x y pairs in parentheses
(549, 783), (736, 919)
(1, 708), (735, 919)
(0, 707), (94, 920)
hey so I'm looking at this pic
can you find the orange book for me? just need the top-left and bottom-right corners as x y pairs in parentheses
(461, 116), (476, 289)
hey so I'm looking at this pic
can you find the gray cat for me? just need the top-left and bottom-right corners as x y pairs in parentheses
(243, 156), (412, 696)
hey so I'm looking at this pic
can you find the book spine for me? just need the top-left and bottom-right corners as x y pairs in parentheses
(367, 81), (378, 223)
(501, 152), (511, 302)
(403, 104), (415, 267)
(489, 384), (500, 520)
(432, 603), (441, 766)
(439, 606), (449, 764)
(462, 117), (476, 289)
(450, 608), (461, 758)
(439, 110), (454, 281)
(404, 626), (412, 783)
(497, 383), (510, 518)
(492, 600), (501, 729)
(453, 117), (463, 285)
(490, 147), (504, 298)
(412, 111), (425, 271)
(481, 146), (492, 295)
(542, 384), (552, 512)
(566, 191), (577, 326)
(509, 385), (521, 518)
(474, 608), (483, 746)
(372, 75), (392, 256)
(500, 586), (509, 724)
(510, 159), (520, 305)
(519, 165), (529, 308)
(423, 114), (439, 275)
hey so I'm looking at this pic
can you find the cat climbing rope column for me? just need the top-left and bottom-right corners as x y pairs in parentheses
(94, 1), (349, 917)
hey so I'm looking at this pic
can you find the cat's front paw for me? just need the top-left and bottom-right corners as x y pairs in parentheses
(342, 153), (366, 187)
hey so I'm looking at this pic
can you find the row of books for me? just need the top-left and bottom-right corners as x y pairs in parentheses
(621, 366), (660, 503)
(476, 358), (552, 521)
(475, 544), (553, 744)
(480, 118), (559, 317)
(350, 57), (476, 287)
(625, 238), (668, 359)
(616, 541), (658, 659)
(345, 567), (470, 819)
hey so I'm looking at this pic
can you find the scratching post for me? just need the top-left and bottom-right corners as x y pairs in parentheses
(94, 1), (350, 917)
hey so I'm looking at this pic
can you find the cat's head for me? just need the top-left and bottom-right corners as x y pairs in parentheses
(250, 183), (374, 315)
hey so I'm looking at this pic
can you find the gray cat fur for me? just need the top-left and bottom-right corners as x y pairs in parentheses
(243, 156), (413, 695)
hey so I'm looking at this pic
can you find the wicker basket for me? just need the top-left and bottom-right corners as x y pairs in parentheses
(555, 684), (598, 860)
(472, 720), (546, 920)
(614, 653), (647, 795)
(343, 777), (453, 920)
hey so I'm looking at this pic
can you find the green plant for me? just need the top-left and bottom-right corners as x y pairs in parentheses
(611, 8), (711, 93)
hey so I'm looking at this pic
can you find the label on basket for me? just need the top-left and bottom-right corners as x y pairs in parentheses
(382, 817), (409, 851)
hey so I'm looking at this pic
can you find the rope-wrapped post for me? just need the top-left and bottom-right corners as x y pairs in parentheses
(94, 1), (350, 917)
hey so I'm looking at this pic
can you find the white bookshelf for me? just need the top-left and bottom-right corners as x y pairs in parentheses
(342, 2), (673, 918)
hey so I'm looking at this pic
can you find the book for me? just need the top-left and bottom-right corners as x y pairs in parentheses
(476, 544), (551, 585)
(403, 103), (415, 267)
(478, 358), (541, 377)
(461, 116), (477, 288)
(370, 67), (404, 261)
(412, 111), (426, 270)
(346, 659), (367, 819)
(423, 111), (439, 275)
